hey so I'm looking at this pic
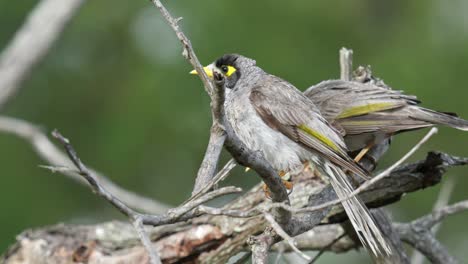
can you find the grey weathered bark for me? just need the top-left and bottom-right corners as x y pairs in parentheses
(2, 152), (467, 264)
(1, 0), (467, 263)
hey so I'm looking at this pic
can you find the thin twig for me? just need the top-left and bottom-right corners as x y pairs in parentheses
(416, 200), (468, 228)
(395, 200), (468, 264)
(264, 213), (311, 261)
(0, 116), (168, 213)
(296, 127), (438, 214)
(148, 0), (215, 97)
(133, 216), (162, 264)
(241, 128), (439, 217)
(49, 130), (241, 221)
(50, 130), (243, 264)
(308, 233), (347, 264)
(411, 178), (456, 264)
(185, 158), (237, 205)
(148, 0), (227, 196)
(197, 205), (261, 218)
(167, 186), (242, 219)
(0, 0), (85, 109)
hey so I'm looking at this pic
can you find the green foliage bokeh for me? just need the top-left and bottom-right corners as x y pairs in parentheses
(1, 0), (467, 262)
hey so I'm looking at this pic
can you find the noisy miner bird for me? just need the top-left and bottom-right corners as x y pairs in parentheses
(304, 80), (468, 162)
(191, 54), (391, 257)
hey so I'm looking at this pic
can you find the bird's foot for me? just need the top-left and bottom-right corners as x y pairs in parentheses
(262, 170), (293, 199)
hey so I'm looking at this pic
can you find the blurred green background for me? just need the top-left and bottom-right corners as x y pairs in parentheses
(1, 0), (467, 262)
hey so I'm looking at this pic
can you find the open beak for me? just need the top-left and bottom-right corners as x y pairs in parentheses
(189, 64), (214, 78)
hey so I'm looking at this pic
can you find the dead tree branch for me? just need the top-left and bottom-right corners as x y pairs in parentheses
(52, 130), (163, 264)
(148, 0), (227, 196)
(395, 200), (468, 264)
(288, 127), (438, 216)
(2, 1), (467, 262)
(0, 0), (85, 109)
(411, 178), (456, 264)
(3, 152), (466, 264)
(48, 130), (242, 264)
(50, 130), (241, 226)
(0, 116), (168, 213)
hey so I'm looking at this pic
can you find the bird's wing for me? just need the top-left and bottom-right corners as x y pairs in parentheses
(250, 76), (368, 178)
(304, 80), (423, 134)
(304, 80), (419, 120)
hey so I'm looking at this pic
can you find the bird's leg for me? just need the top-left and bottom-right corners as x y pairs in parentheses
(303, 160), (311, 172)
(279, 170), (294, 191)
(354, 143), (375, 163)
(262, 170), (293, 199)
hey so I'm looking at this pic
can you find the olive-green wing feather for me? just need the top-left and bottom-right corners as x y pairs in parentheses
(304, 80), (433, 135)
(305, 80), (468, 134)
(249, 76), (369, 178)
(304, 80), (418, 121)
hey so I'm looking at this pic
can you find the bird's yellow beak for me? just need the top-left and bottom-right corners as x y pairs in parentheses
(189, 66), (214, 78)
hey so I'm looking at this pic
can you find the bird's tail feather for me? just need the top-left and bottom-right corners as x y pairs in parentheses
(411, 106), (468, 131)
(319, 162), (392, 257)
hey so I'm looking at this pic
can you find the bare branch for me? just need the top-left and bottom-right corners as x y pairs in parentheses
(148, 0), (227, 196)
(49, 130), (243, 264)
(167, 186), (242, 219)
(0, 0), (85, 109)
(49, 130), (241, 222)
(395, 200), (468, 264)
(197, 205), (261, 218)
(52, 130), (161, 263)
(339, 47), (353, 81)
(193, 126), (227, 195)
(0, 116), (168, 213)
(248, 227), (276, 264)
(308, 232), (347, 263)
(187, 158), (237, 205)
(411, 178), (456, 264)
(414, 200), (468, 229)
(133, 217), (162, 264)
(296, 127), (438, 214)
(148, 0), (215, 98)
(3, 151), (467, 263)
(264, 213), (311, 261)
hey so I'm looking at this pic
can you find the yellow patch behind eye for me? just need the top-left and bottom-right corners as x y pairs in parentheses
(226, 66), (237, 77)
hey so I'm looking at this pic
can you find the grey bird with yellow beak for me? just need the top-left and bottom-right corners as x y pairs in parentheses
(304, 80), (468, 162)
(192, 54), (392, 258)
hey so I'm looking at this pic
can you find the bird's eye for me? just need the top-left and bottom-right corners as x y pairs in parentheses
(221, 65), (229, 73)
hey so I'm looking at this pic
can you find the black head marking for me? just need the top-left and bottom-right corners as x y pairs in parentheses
(214, 54), (242, 89)
(215, 54), (240, 68)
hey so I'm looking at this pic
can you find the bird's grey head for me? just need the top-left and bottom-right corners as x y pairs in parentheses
(190, 54), (259, 89)
(213, 54), (257, 89)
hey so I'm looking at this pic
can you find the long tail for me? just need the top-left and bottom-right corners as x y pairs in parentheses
(319, 162), (392, 257)
(410, 106), (468, 131)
